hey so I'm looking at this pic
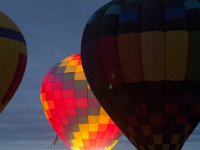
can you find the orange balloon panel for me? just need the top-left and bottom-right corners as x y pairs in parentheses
(40, 54), (121, 150)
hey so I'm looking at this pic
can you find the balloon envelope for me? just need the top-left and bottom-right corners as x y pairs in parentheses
(0, 11), (27, 113)
(40, 54), (121, 150)
(81, 0), (200, 149)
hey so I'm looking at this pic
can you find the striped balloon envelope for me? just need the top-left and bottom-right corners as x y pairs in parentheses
(40, 54), (121, 150)
(0, 11), (27, 113)
(81, 0), (200, 149)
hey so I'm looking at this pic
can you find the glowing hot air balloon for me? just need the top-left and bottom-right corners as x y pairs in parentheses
(0, 11), (27, 113)
(81, 0), (200, 149)
(40, 54), (121, 150)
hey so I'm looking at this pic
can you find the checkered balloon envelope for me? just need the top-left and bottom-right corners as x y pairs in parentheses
(40, 54), (122, 150)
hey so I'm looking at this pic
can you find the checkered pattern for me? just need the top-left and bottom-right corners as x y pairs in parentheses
(40, 54), (121, 150)
(0, 11), (27, 113)
(81, 0), (200, 149)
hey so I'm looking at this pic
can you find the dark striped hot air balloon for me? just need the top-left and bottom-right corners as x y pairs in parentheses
(0, 12), (27, 113)
(40, 54), (121, 150)
(81, 0), (200, 149)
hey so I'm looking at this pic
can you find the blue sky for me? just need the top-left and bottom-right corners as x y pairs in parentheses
(0, 1), (199, 150)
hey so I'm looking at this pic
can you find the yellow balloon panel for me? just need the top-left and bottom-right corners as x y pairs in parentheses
(0, 12), (20, 32)
(0, 38), (9, 72)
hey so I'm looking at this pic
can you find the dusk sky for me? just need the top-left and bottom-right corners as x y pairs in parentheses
(0, 1), (199, 150)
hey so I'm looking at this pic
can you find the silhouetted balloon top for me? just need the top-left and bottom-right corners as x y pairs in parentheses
(81, 0), (200, 149)
(0, 11), (27, 113)
(40, 54), (121, 150)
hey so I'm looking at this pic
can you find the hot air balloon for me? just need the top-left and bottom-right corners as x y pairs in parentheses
(40, 54), (121, 150)
(81, 0), (200, 149)
(0, 11), (27, 113)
